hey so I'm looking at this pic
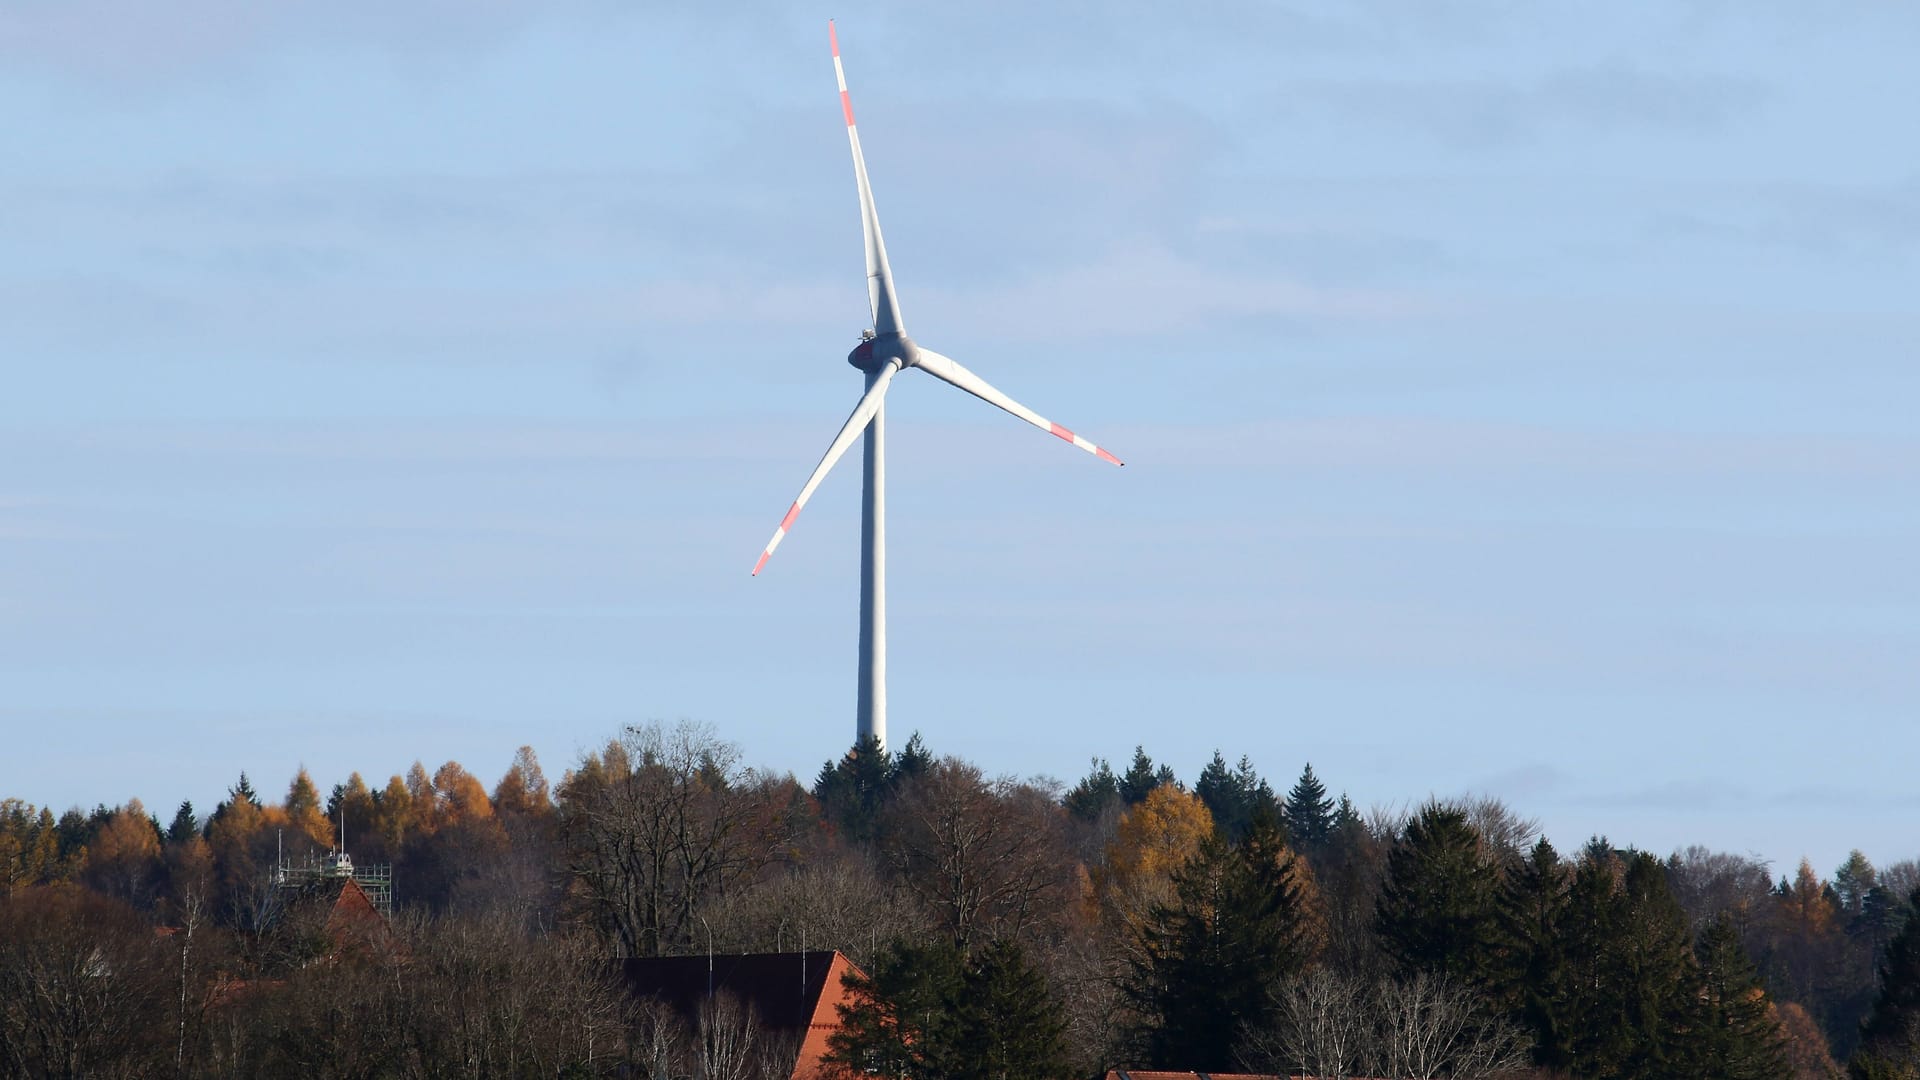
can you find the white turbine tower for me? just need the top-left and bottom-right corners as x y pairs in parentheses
(753, 22), (1124, 751)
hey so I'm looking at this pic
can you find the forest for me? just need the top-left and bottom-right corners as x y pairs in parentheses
(3, 719), (1918, 1080)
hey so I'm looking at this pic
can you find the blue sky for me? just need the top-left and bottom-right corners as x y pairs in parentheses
(2, 3), (1915, 878)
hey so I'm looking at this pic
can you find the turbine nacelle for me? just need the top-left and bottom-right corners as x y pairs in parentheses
(848, 330), (917, 373)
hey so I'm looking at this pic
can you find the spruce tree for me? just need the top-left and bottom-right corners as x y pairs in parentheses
(890, 732), (934, 787)
(1118, 746), (1169, 806)
(953, 940), (1075, 1080)
(1695, 911), (1789, 1079)
(1618, 852), (1705, 1078)
(1375, 802), (1499, 984)
(1493, 837), (1572, 1070)
(827, 939), (965, 1078)
(1558, 849), (1704, 1079)
(165, 801), (198, 845)
(812, 734), (893, 843)
(1194, 751), (1235, 831)
(826, 938), (1074, 1080)
(1556, 842), (1627, 1075)
(1063, 757), (1121, 823)
(1283, 763), (1336, 854)
(1193, 752), (1276, 843)
(1852, 885), (1920, 1079)
(1123, 806), (1311, 1070)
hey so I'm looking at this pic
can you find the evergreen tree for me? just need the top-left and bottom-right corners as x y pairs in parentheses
(828, 939), (965, 1079)
(1290, 760), (1336, 853)
(1557, 849), (1704, 1079)
(1193, 752), (1278, 843)
(1123, 807), (1311, 1070)
(812, 734), (893, 844)
(952, 940), (1075, 1080)
(891, 732), (933, 787)
(1317, 792), (1382, 974)
(1695, 911), (1790, 1079)
(1837, 851), (1881, 918)
(1118, 746), (1174, 807)
(231, 772), (258, 807)
(1064, 757), (1121, 823)
(1283, 763), (1336, 854)
(1374, 802), (1499, 985)
(826, 938), (1074, 1080)
(1493, 837), (1572, 1070)
(1853, 885), (1920, 1079)
(165, 801), (198, 845)
(1615, 852), (1705, 1078)
(1332, 792), (1361, 835)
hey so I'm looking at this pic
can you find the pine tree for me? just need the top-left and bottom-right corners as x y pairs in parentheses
(1618, 852), (1706, 1077)
(1837, 851), (1880, 918)
(1283, 763), (1336, 854)
(1557, 849), (1704, 1079)
(1852, 885), (1920, 1078)
(891, 732), (933, 788)
(1695, 911), (1789, 1079)
(1493, 837), (1572, 1070)
(1119, 746), (1170, 807)
(1193, 752), (1276, 843)
(165, 801), (198, 845)
(953, 940), (1075, 1080)
(826, 938), (1073, 1080)
(1123, 807), (1311, 1070)
(812, 734), (893, 844)
(1064, 758), (1121, 823)
(827, 939), (965, 1079)
(1374, 802), (1498, 984)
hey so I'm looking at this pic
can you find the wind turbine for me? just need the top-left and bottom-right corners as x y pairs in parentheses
(752, 22), (1124, 752)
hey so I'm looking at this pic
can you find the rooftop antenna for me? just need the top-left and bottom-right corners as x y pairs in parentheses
(751, 21), (1124, 752)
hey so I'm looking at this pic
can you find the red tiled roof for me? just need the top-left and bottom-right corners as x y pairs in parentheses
(621, 950), (866, 1080)
(1103, 1073), (1284, 1080)
(1104, 1073), (1385, 1080)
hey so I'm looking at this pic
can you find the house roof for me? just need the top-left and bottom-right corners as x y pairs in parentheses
(1102, 1073), (1287, 1080)
(1104, 1074), (1385, 1080)
(621, 950), (864, 1080)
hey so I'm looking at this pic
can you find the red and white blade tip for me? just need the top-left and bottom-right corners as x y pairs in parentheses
(751, 502), (804, 576)
(1048, 422), (1125, 466)
(830, 22), (854, 127)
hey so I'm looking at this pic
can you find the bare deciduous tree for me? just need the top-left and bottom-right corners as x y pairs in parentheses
(0, 885), (169, 1077)
(1666, 845), (1773, 932)
(560, 721), (791, 957)
(1241, 966), (1369, 1080)
(1240, 968), (1530, 1080)
(882, 758), (1070, 949)
(697, 854), (930, 970)
(1367, 972), (1531, 1080)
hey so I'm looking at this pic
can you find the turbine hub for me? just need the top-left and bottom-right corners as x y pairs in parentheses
(848, 331), (916, 373)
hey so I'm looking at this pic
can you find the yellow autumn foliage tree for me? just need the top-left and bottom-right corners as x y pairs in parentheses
(431, 761), (494, 830)
(81, 798), (163, 904)
(1100, 785), (1213, 934)
(284, 767), (334, 849)
(376, 774), (413, 850)
(493, 746), (551, 817)
(0, 800), (60, 893)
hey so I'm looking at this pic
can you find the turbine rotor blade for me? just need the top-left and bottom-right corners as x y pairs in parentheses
(752, 363), (902, 575)
(914, 349), (1124, 466)
(830, 21), (904, 336)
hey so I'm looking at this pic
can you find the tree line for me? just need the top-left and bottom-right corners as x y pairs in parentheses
(2, 721), (1918, 1079)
